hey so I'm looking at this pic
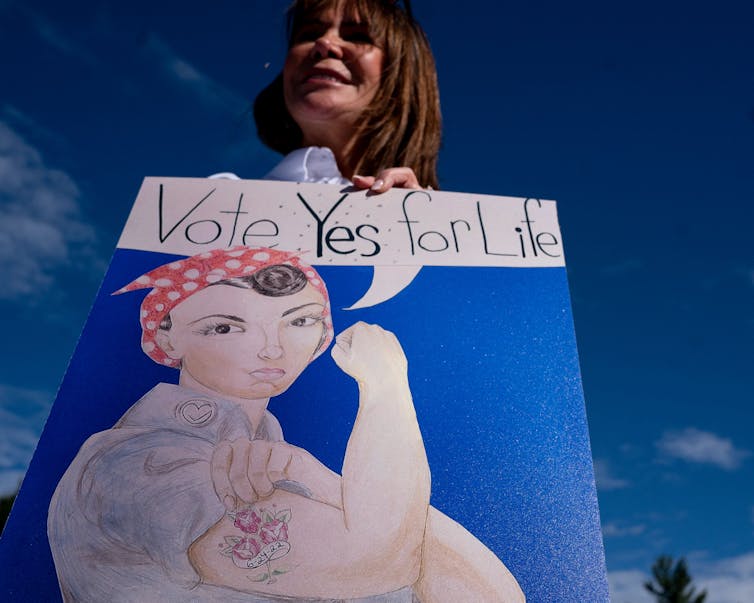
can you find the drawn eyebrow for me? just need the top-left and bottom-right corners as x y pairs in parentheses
(282, 303), (324, 317)
(188, 314), (245, 326)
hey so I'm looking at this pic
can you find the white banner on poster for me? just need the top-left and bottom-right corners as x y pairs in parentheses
(118, 178), (565, 268)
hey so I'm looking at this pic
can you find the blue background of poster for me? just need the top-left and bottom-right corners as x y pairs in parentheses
(0, 248), (608, 602)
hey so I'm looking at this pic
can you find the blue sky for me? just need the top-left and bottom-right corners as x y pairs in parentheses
(0, 0), (752, 600)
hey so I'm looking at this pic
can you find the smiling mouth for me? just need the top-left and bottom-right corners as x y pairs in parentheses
(250, 368), (286, 380)
(307, 75), (342, 83)
(303, 68), (350, 85)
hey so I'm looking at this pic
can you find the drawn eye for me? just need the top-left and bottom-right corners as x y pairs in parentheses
(290, 316), (321, 327)
(197, 322), (243, 336)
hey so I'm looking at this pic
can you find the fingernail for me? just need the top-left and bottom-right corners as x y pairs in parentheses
(371, 179), (384, 191)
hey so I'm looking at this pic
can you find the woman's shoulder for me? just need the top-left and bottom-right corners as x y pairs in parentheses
(114, 383), (256, 439)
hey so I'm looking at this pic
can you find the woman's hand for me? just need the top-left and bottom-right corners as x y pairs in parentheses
(211, 439), (285, 509)
(352, 167), (422, 193)
(331, 322), (408, 392)
(211, 439), (342, 510)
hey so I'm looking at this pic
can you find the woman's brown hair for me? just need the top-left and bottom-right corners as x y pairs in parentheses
(254, 0), (441, 189)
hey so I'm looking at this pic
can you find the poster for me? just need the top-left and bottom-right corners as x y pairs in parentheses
(0, 178), (609, 602)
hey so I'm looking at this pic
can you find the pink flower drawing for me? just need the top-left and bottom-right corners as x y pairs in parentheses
(260, 519), (289, 545)
(234, 508), (261, 534)
(232, 536), (262, 561)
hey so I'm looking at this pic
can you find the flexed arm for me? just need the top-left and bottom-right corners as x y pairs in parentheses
(332, 323), (523, 602)
(331, 322), (431, 574)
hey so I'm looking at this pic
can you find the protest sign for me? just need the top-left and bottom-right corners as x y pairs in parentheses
(0, 178), (609, 602)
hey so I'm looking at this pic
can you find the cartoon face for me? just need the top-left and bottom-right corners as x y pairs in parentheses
(283, 6), (384, 141)
(156, 283), (327, 400)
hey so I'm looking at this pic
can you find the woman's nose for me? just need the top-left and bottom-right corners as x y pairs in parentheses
(311, 34), (344, 60)
(258, 343), (283, 361)
(257, 326), (284, 360)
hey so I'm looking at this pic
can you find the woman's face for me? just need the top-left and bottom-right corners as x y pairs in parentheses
(283, 6), (384, 143)
(159, 283), (327, 400)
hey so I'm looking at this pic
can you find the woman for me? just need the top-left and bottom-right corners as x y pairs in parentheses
(48, 247), (430, 602)
(254, 0), (441, 192)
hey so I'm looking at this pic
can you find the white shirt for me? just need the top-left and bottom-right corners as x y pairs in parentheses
(209, 147), (350, 185)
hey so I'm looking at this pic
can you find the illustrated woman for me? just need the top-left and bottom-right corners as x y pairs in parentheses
(48, 247), (523, 602)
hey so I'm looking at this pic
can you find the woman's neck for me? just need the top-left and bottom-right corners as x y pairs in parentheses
(300, 125), (358, 179)
(178, 371), (269, 432)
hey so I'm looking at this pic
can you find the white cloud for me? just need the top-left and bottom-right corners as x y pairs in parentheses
(612, 552), (754, 603)
(2, 104), (68, 150)
(602, 521), (646, 538)
(697, 552), (754, 602)
(18, 5), (247, 119)
(0, 383), (54, 497)
(144, 35), (248, 116)
(0, 470), (25, 498)
(608, 569), (654, 603)
(19, 5), (99, 67)
(593, 458), (630, 490)
(656, 428), (750, 470)
(0, 121), (98, 301)
(692, 552), (754, 603)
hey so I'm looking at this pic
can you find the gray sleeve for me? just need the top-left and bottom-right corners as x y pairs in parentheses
(48, 427), (229, 601)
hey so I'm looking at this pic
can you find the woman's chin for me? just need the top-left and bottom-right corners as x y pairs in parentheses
(290, 97), (361, 128)
(234, 380), (292, 400)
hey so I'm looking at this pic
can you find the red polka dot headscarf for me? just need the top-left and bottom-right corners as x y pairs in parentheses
(114, 246), (333, 367)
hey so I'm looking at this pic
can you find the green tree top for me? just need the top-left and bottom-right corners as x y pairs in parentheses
(644, 555), (707, 603)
